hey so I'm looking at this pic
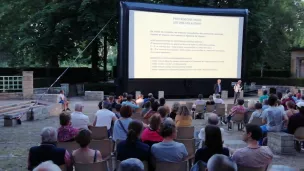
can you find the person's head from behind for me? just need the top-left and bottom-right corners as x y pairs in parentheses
(33, 161), (61, 171)
(237, 99), (244, 106)
(171, 102), (180, 113)
(118, 158), (144, 171)
(287, 101), (296, 110)
(76, 129), (91, 148)
(143, 101), (151, 109)
(74, 103), (84, 112)
(268, 94), (278, 106)
(276, 100), (282, 106)
(160, 118), (176, 140)
(255, 102), (262, 111)
(288, 92), (293, 98)
(98, 101), (111, 110)
(248, 100), (255, 109)
(243, 124), (262, 143)
(277, 92), (283, 100)
(151, 101), (160, 112)
(297, 102), (304, 114)
(178, 105), (190, 116)
(148, 93), (153, 98)
(208, 95), (213, 101)
(149, 114), (162, 131)
(41, 127), (57, 144)
(127, 120), (143, 143)
(127, 95), (133, 101)
(115, 104), (122, 112)
(157, 106), (167, 119)
(120, 106), (132, 118)
(263, 90), (268, 95)
(198, 94), (203, 100)
(59, 113), (71, 126)
(159, 97), (166, 106)
(123, 92), (128, 98)
(206, 154), (237, 171)
(109, 96), (114, 102)
(263, 99), (269, 106)
(204, 125), (223, 152)
(208, 113), (219, 126)
(215, 94), (221, 99)
(59, 90), (64, 94)
(150, 97), (155, 104)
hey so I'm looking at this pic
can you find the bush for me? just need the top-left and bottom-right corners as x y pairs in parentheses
(247, 70), (290, 78)
(248, 77), (304, 87)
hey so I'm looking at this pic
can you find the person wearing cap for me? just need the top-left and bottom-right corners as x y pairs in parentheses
(93, 101), (117, 137)
(288, 101), (304, 134)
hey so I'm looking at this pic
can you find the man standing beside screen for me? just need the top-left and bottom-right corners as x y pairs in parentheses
(233, 80), (242, 104)
(214, 79), (222, 96)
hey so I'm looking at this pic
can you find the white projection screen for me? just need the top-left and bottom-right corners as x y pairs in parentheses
(128, 10), (244, 79)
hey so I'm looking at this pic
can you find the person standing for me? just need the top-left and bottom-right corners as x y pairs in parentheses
(214, 79), (222, 96)
(233, 80), (242, 104)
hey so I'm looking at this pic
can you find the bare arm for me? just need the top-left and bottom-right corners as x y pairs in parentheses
(93, 116), (97, 126)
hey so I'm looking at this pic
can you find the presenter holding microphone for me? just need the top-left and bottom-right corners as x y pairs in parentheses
(233, 80), (242, 104)
(214, 79), (222, 96)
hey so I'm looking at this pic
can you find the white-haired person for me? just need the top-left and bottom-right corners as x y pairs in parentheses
(33, 161), (61, 171)
(118, 158), (144, 171)
(214, 94), (224, 104)
(28, 127), (71, 170)
(206, 154), (237, 171)
(244, 100), (256, 123)
(71, 103), (91, 130)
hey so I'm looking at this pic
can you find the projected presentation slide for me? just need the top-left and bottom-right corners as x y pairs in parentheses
(128, 10), (244, 79)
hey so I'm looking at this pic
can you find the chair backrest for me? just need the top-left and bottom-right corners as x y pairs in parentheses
(175, 139), (195, 156)
(57, 141), (79, 154)
(59, 165), (66, 171)
(206, 105), (215, 112)
(177, 126), (195, 139)
(238, 165), (267, 171)
(89, 139), (112, 158)
(215, 108), (225, 116)
(186, 102), (194, 111)
(232, 114), (244, 122)
(227, 104), (235, 112)
(215, 103), (225, 109)
(250, 117), (263, 126)
(195, 104), (205, 113)
(91, 126), (108, 140)
(116, 160), (149, 171)
(74, 161), (107, 171)
(294, 127), (304, 139)
(155, 161), (188, 171)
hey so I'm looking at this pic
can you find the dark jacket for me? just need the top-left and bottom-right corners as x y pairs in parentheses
(214, 84), (222, 94)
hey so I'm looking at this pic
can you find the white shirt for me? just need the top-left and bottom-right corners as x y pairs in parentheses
(136, 98), (144, 107)
(214, 98), (224, 104)
(95, 109), (116, 129)
(234, 84), (242, 93)
(59, 94), (65, 102)
(198, 127), (225, 139)
(71, 111), (90, 130)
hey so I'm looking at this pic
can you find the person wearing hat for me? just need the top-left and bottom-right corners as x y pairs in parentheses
(288, 101), (304, 135)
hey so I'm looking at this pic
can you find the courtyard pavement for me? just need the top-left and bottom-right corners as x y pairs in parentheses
(0, 97), (303, 170)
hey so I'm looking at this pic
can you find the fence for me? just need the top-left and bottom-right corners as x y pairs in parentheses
(0, 76), (23, 92)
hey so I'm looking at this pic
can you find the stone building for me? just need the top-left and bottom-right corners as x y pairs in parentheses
(291, 48), (304, 78)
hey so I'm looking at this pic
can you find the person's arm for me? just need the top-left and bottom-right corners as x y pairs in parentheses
(27, 151), (32, 170)
(181, 144), (189, 159)
(194, 149), (201, 164)
(283, 112), (289, 126)
(64, 150), (71, 167)
(96, 150), (102, 162)
(93, 116), (97, 126)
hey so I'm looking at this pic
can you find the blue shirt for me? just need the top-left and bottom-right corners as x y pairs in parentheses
(218, 84), (221, 92)
(151, 141), (188, 163)
(262, 106), (286, 132)
(113, 118), (133, 141)
(122, 101), (139, 109)
(259, 95), (269, 103)
(117, 139), (150, 161)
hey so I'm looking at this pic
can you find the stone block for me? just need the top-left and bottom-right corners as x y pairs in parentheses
(22, 76), (33, 81)
(135, 91), (141, 99)
(240, 90), (244, 98)
(258, 89), (263, 96)
(84, 91), (104, 101)
(268, 132), (296, 155)
(221, 90), (228, 99)
(4, 118), (18, 127)
(22, 71), (33, 76)
(26, 106), (49, 121)
(48, 103), (62, 116)
(158, 91), (164, 99)
(33, 94), (60, 103)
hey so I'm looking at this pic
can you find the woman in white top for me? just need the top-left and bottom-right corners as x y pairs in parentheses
(59, 90), (70, 111)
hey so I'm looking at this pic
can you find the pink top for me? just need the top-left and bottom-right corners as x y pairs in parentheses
(57, 125), (79, 142)
(141, 128), (163, 143)
(230, 105), (246, 116)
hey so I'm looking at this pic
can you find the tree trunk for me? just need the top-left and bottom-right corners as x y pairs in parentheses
(103, 35), (108, 81)
(91, 39), (99, 82)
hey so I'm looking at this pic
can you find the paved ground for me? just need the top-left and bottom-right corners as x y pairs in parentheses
(0, 97), (303, 171)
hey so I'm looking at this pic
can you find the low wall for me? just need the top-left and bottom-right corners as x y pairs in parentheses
(84, 91), (104, 101)
(33, 94), (59, 103)
(33, 87), (61, 94)
(0, 92), (23, 100)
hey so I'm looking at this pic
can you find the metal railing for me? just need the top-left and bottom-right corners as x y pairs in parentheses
(0, 76), (23, 92)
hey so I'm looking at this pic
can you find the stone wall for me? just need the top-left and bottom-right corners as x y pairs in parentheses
(268, 132), (296, 155)
(33, 87), (61, 94)
(0, 92), (23, 100)
(33, 94), (60, 103)
(84, 91), (104, 101)
(22, 71), (33, 99)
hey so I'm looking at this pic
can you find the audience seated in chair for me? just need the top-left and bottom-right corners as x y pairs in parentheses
(59, 90), (70, 112)
(72, 129), (102, 163)
(113, 106), (133, 142)
(214, 94), (224, 104)
(206, 95), (215, 105)
(231, 124), (273, 168)
(259, 90), (269, 103)
(158, 106), (168, 122)
(288, 102), (304, 134)
(144, 101), (160, 120)
(141, 114), (163, 146)
(144, 93), (154, 104)
(71, 103), (91, 130)
(198, 113), (225, 142)
(195, 125), (229, 164)
(194, 94), (206, 107)
(114, 104), (122, 119)
(175, 105), (192, 127)
(168, 102), (180, 120)
(118, 158), (144, 171)
(151, 118), (188, 162)
(282, 93), (296, 110)
(93, 101), (117, 137)
(276, 100), (285, 113)
(141, 102), (151, 117)
(244, 100), (256, 123)
(248, 103), (263, 124)
(285, 101), (298, 118)
(262, 100), (269, 111)
(117, 120), (150, 162)
(122, 95), (140, 110)
(108, 95), (117, 111)
(297, 95), (304, 104)
(136, 94), (145, 108)
(260, 95), (288, 143)
(33, 161), (61, 171)
(58, 113), (79, 142)
(28, 127), (71, 170)
(206, 154), (237, 171)
(226, 99), (246, 130)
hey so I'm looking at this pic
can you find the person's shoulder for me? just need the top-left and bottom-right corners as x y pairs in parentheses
(175, 141), (186, 148)
(138, 141), (150, 150)
(260, 146), (274, 156)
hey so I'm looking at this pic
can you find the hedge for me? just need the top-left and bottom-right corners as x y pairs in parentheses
(248, 77), (304, 87)
(247, 70), (290, 78)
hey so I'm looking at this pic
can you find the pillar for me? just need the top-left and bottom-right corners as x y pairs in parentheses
(22, 71), (33, 99)
(158, 91), (164, 99)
